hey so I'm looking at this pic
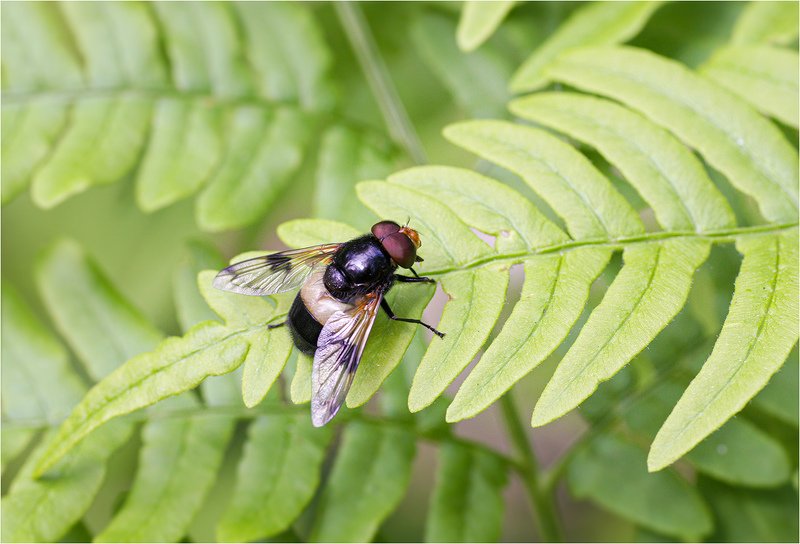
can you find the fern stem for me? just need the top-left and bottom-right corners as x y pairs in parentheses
(421, 222), (799, 277)
(335, 2), (427, 164)
(500, 393), (564, 542)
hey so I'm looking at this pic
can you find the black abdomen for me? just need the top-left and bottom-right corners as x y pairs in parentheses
(287, 294), (322, 355)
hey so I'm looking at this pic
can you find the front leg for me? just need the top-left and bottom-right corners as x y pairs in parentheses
(381, 299), (445, 338)
(394, 272), (435, 284)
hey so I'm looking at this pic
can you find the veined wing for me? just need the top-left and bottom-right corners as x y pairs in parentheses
(311, 292), (383, 426)
(212, 244), (341, 296)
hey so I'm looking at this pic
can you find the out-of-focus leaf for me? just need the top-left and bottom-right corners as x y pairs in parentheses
(700, 477), (799, 542)
(510, 2), (662, 92)
(731, 1), (799, 46)
(217, 414), (331, 542)
(314, 125), (393, 230)
(414, 13), (512, 118)
(626, 381), (791, 487)
(456, 1), (514, 52)
(425, 443), (507, 542)
(36, 239), (163, 381)
(310, 423), (416, 542)
(568, 433), (712, 540)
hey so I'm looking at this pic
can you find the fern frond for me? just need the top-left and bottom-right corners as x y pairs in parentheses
(700, 46), (799, 129)
(426, 443), (507, 542)
(730, 1), (799, 46)
(509, 1), (663, 92)
(456, 1), (515, 52)
(309, 423), (416, 542)
(32, 37), (798, 482)
(217, 414), (332, 542)
(568, 433), (713, 540)
(0, 2), (395, 232)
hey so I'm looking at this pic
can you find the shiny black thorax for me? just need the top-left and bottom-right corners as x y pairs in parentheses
(287, 235), (396, 355)
(324, 235), (396, 302)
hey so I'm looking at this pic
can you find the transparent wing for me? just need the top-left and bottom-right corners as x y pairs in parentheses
(212, 244), (341, 296)
(311, 293), (383, 426)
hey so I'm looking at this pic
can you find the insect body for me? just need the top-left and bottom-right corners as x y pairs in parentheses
(213, 220), (444, 426)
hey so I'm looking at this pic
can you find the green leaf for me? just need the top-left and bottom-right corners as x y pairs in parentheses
(278, 218), (363, 248)
(314, 126), (394, 230)
(701, 45), (799, 128)
(510, 92), (736, 232)
(425, 443), (507, 542)
(444, 120), (644, 240)
(408, 266), (508, 412)
(448, 248), (611, 422)
(389, 166), (569, 252)
(509, 1), (662, 92)
(290, 353), (313, 405)
(533, 239), (710, 426)
(699, 478), (799, 542)
(357, 180), (494, 272)
(136, 98), (224, 211)
(30, 95), (153, 209)
(172, 241), (244, 405)
(731, 1), (800, 46)
(625, 380), (791, 487)
(649, 230), (799, 471)
(545, 46), (799, 223)
(196, 107), (312, 232)
(1, 103), (68, 204)
(751, 349), (799, 426)
(95, 396), (235, 542)
(568, 433), (712, 540)
(1, 421), (133, 543)
(456, 1), (514, 52)
(347, 282), (435, 408)
(173, 241), (226, 332)
(233, 2), (334, 109)
(1, 281), (85, 425)
(36, 238), (163, 381)
(32, 321), (249, 476)
(413, 13), (512, 118)
(0, 2), (83, 91)
(310, 423), (416, 542)
(217, 414), (332, 542)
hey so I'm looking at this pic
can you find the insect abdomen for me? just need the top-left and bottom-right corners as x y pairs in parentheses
(287, 294), (322, 356)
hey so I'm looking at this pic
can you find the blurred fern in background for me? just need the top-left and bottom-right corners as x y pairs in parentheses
(2, 1), (798, 542)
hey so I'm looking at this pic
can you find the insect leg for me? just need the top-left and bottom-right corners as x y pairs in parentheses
(394, 273), (435, 284)
(267, 321), (286, 329)
(380, 299), (445, 338)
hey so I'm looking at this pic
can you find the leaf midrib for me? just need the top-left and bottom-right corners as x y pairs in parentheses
(669, 237), (782, 445)
(420, 223), (798, 277)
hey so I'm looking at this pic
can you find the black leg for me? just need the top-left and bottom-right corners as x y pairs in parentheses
(267, 321), (286, 330)
(381, 299), (445, 338)
(394, 273), (435, 284)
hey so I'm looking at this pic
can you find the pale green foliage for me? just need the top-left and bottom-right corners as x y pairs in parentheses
(3, 2), (798, 542)
(310, 423), (416, 542)
(568, 433), (713, 540)
(426, 443), (507, 542)
(510, 1), (663, 92)
(457, 1), (515, 52)
(0, 1), (395, 231)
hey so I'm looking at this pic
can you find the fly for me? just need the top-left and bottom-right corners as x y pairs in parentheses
(213, 220), (444, 426)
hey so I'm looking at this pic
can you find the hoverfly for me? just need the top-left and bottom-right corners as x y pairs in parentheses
(213, 220), (445, 426)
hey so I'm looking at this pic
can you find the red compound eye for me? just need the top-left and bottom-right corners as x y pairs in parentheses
(371, 220), (401, 239)
(382, 231), (416, 268)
